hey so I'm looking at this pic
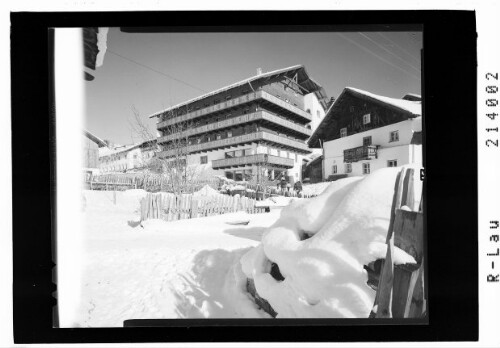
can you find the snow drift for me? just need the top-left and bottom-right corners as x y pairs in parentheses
(240, 166), (422, 318)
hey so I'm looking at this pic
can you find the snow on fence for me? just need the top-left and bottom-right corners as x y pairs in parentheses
(371, 167), (426, 319)
(85, 173), (219, 193)
(140, 192), (267, 222)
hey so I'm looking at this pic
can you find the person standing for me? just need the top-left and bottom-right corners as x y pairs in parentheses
(293, 180), (302, 195)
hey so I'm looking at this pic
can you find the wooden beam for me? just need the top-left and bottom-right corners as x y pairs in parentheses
(284, 76), (310, 94)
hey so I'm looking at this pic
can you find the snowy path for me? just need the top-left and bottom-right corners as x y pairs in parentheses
(73, 190), (279, 327)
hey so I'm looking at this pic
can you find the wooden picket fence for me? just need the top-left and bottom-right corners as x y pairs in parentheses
(370, 167), (426, 319)
(85, 173), (219, 193)
(140, 192), (267, 222)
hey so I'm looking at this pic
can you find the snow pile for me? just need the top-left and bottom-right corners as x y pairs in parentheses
(255, 196), (301, 208)
(301, 182), (332, 196)
(193, 184), (221, 197)
(239, 166), (422, 318)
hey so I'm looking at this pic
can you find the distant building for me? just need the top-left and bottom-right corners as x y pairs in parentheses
(149, 65), (328, 183)
(98, 140), (157, 173)
(302, 154), (324, 184)
(83, 130), (107, 170)
(308, 87), (422, 179)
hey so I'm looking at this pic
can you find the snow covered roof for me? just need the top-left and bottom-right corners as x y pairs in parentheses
(98, 139), (156, 157)
(308, 87), (422, 148)
(99, 144), (138, 157)
(148, 64), (328, 118)
(402, 93), (422, 101)
(346, 87), (421, 116)
(83, 129), (107, 147)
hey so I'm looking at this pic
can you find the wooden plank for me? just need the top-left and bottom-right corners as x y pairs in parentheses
(191, 197), (198, 218)
(376, 233), (395, 318)
(393, 210), (424, 265)
(403, 266), (421, 318)
(408, 258), (426, 318)
(391, 266), (414, 318)
(374, 168), (404, 318)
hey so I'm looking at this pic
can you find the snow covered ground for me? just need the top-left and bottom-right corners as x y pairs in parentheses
(72, 189), (280, 327)
(64, 166), (422, 326)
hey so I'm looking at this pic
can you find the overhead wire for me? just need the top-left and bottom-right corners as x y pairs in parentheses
(107, 49), (207, 94)
(337, 33), (421, 81)
(358, 33), (421, 73)
(376, 32), (421, 65)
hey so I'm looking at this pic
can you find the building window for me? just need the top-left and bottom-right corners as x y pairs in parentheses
(225, 171), (234, 180)
(340, 127), (347, 138)
(345, 163), (352, 173)
(226, 151), (235, 159)
(200, 156), (208, 164)
(387, 160), (398, 167)
(226, 95), (231, 100)
(216, 134), (221, 140)
(244, 148), (254, 156)
(363, 163), (371, 174)
(235, 150), (243, 157)
(234, 171), (243, 181)
(390, 130), (399, 142)
(363, 136), (372, 146)
(227, 131), (232, 138)
(332, 165), (337, 174)
(197, 138), (201, 144)
(363, 113), (371, 125)
(306, 109), (311, 114)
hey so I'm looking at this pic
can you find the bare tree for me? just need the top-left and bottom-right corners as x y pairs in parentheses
(128, 105), (214, 195)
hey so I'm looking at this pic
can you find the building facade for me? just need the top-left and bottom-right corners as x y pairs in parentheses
(83, 130), (107, 170)
(98, 140), (156, 173)
(150, 65), (328, 183)
(308, 87), (422, 179)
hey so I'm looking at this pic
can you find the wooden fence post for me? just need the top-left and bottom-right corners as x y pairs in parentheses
(375, 168), (404, 318)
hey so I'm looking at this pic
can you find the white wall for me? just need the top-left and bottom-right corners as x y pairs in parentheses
(304, 93), (326, 132)
(323, 118), (422, 178)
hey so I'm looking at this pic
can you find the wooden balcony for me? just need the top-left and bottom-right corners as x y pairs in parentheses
(158, 131), (310, 158)
(156, 90), (312, 130)
(212, 154), (294, 169)
(157, 110), (312, 144)
(343, 145), (378, 163)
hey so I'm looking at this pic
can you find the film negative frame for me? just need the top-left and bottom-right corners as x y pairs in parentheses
(11, 10), (477, 343)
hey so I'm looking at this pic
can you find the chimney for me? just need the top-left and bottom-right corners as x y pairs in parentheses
(256, 68), (262, 76)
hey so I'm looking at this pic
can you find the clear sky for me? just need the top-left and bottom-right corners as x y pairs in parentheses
(85, 28), (422, 145)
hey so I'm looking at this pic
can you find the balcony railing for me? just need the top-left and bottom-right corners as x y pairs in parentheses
(156, 90), (311, 129)
(343, 145), (378, 163)
(158, 131), (310, 158)
(157, 110), (312, 144)
(212, 154), (294, 169)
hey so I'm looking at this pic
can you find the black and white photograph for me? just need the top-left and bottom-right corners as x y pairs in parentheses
(65, 28), (425, 326)
(7, 6), (486, 345)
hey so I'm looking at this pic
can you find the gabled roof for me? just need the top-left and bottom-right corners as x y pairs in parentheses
(98, 139), (156, 157)
(308, 87), (422, 148)
(83, 129), (107, 147)
(402, 93), (422, 101)
(149, 64), (328, 118)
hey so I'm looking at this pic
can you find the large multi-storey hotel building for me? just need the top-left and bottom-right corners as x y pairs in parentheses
(150, 65), (328, 183)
